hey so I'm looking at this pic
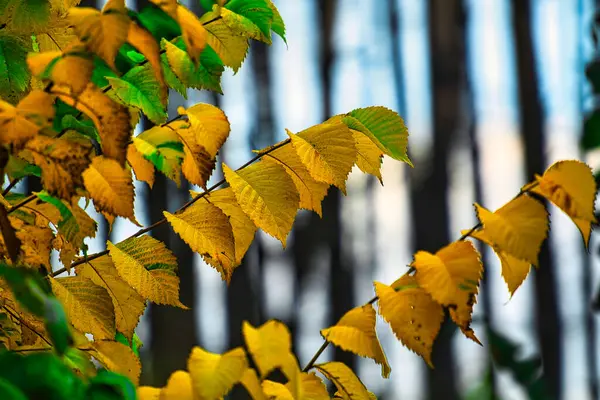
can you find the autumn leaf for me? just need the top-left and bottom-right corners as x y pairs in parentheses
(54, 83), (132, 166)
(374, 278), (443, 367)
(82, 156), (136, 221)
(0, 0), (50, 34)
(157, 370), (193, 400)
(187, 346), (248, 399)
(164, 201), (236, 280)
(171, 120), (216, 189)
(221, 0), (274, 44)
(287, 122), (357, 194)
(127, 143), (155, 188)
(27, 46), (93, 96)
(473, 195), (548, 266)
(262, 144), (330, 216)
(133, 125), (184, 185)
(344, 106), (411, 165)
(0, 90), (54, 148)
(240, 368), (266, 400)
(137, 386), (162, 400)
(22, 135), (92, 201)
(523, 160), (597, 247)
(107, 65), (168, 125)
(176, 5), (208, 64)
(68, 0), (130, 69)
(88, 339), (141, 385)
(411, 241), (483, 343)
(178, 103), (230, 158)
(223, 161), (299, 246)
(49, 276), (115, 340)
(314, 361), (371, 400)
(76, 257), (145, 340)
(321, 304), (390, 378)
(243, 320), (297, 380)
(351, 129), (384, 183)
(201, 9), (249, 72)
(107, 235), (187, 308)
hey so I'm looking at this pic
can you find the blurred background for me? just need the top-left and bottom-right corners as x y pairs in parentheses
(63, 0), (600, 398)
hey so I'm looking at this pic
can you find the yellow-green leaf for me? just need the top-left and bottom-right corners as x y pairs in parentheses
(321, 304), (390, 378)
(82, 155), (136, 221)
(474, 196), (548, 266)
(287, 122), (357, 194)
(127, 22), (167, 101)
(201, 10), (249, 72)
(133, 125), (184, 185)
(314, 361), (371, 400)
(89, 339), (141, 385)
(107, 235), (186, 308)
(523, 160), (597, 247)
(223, 161), (299, 246)
(187, 346), (248, 400)
(262, 143), (330, 217)
(352, 129), (384, 183)
(76, 257), (146, 340)
(164, 201), (236, 280)
(49, 276), (115, 340)
(375, 277), (443, 367)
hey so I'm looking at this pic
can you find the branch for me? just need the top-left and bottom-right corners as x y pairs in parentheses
(50, 138), (292, 277)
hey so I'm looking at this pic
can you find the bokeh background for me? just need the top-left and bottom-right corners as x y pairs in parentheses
(60, 0), (600, 398)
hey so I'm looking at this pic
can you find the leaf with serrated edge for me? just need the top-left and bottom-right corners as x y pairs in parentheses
(187, 346), (247, 399)
(108, 236), (187, 308)
(82, 156), (136, 221)
(49, 276), (115, 340)
(523, 160), (597, 248)
(375, 278), (443, 367)
(127, 143), (155, 188)
(89, 340), (141, 385)
(164, 201), (236, 280)
(201, 9), (249, 72)
(474, 196), (548, 266)
(178, 103), (230, 158)
(76, 257), (145, 340)
(127, 22), (167, 101)
(287, 122), (357, 194)
(314, 361), (371, 400)
(321, 304), (390, 378)
(0, 90), (55, 148)
(223, 161), (299, 246)
(352, 129), (384, 183)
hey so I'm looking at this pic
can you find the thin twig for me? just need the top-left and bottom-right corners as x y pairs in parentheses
(7, 195), (37, 214)
(2, 306), (52, 347)
(2, 178), (21, 196)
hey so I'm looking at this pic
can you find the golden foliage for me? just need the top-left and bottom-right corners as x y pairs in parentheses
(314, 362), (371, 400)
(187, 346), (248, 399)
(0, 90), (55, 148)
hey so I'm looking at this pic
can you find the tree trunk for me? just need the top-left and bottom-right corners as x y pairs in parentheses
(414, 1), (468, 398)
(510, 1), (562, 398)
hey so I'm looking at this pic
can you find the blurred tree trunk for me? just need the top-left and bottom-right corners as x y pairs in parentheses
(413, 1), (468, 399)
(510, 1), (561, 398)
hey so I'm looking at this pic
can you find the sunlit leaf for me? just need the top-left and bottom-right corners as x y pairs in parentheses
(314, 361), (371, 400)
(201, 9), (249, 72)
(178, 103), (230, 158)
(127, 22), (167, 100)
(27, 47), (93, 96)
(133, 125), (184, 185)
(240, 368), (266, 400)
(221, 0), (273, 44)
(243, 320), (297, 380)
(187, 346), (247, 399)
(158, 370), (193, 400)
(88, 339), (141, 385)
(0, 90), (54, 148)
(127, 143), (155, 188)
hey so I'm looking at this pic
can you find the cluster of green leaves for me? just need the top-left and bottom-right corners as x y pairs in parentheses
(0, 0), (597, 399)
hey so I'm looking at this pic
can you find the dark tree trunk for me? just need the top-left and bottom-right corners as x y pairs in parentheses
(414, 1), (468, 398)
(510, 1), (562, 398)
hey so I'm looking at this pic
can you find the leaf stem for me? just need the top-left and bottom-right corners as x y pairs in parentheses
(303, 340), (329, 372)
(2, 178), (21, 196)
(7, 194), (37, 214)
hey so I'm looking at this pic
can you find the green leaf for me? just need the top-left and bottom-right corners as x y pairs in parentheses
(62, 347), (95, 377)
(133, 125), (184, 184)
(160, 51), (187, 98)
(200, 9), (249, 73)
(85, 370), (136, 400)
(344, 106), (412, 165)
(266, 0), (286, 42)
(0, 0), (50, 32)
(162, 38), (224, 93)
(107, 65), (168, 125)
(0, 378), (27, 400)
(61, 115), (102, 143)
(115, 331), (143, 357)
(583, 110), (600, 150)
(134, 5), (181, 42)
(91, 57), (119, 89)
(5, 156), (41, 179)
(0, 35), (30, 101)
(43, 297), (73, 355)
(225, 0), (274, 41)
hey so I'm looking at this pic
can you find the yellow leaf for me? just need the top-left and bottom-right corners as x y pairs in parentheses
(27, 48), (93, 96)
(0, 90), (55, 148)
(107, 236), (187, 308)
(467, 229), (531, 297)
(176, 125), (216, 189)
(164, 201), (236, 280)
(374, 278), (443, 367)
(287, 122), (357, 194)
(261, 381), (293, 400)
(127, 143), (155, 188)
(133, 125), (184, 185)
(83, 156), (136, 221)
(177, 5), (208, 64)
(36, 15), (78, 52)
(474, 196), (548, 265)
(297, 372), (330, 400)
(243, 320), (297, 379)
(314, 361), (371, 400)
(262, 144), (330, 217)
(187, 346), (248, 399)
(15, 220), (54, 272)
(49, 276), (115, 339)
(160, 371), (194, 400)
(137, 387), (161, 400)
(127, 22), (167, 102)
(89, 339), (141, 385)
(352, 129), (384, 183)
(223, 161), (299, 246)
(412, 241), (482, 344)
(240, 368), (266, 400)
(202, 11), (249, 72)
(68, 1), (130, 69)
(76, 257), (146, 340)
(22, 135), (92, 201)
(178, 103), (230, 158)
(267, 370), (330, 400)
(321, 304), (390, 378)
(524, 160), (597, 247)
